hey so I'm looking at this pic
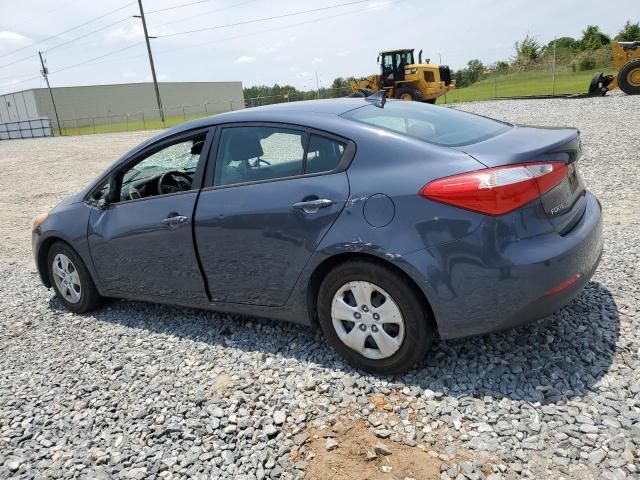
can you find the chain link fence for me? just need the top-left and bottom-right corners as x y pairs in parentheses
(54, 86), (355, 136)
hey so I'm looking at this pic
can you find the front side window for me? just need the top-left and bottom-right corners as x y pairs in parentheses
(119, 134), (206, 202)
(215, 127), (305, 186)
(341, 101), (511, 147)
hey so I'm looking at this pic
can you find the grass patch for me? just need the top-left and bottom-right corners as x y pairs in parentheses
(437, 68), (614, 104)
(59, 113), (212, 136)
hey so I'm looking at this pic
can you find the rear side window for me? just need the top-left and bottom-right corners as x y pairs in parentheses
(306, 134), (345, 174)
(215, 126), (305, 186)
(341, 101), (511, 147)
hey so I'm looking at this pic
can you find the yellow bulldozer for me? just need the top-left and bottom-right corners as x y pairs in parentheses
(589, 41), (640, 96)
(350, 48), (455, 103)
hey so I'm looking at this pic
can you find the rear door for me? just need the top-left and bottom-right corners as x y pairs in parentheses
(194, 124), (353, 306)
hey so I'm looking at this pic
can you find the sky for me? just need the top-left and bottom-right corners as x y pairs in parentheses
(0, 0), (637, 95)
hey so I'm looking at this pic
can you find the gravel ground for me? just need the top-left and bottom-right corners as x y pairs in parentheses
(0, 94), (639, 480)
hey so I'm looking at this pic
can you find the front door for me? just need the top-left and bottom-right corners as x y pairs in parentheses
(88, 129), (213, 302)
(194, 125), (352, 306)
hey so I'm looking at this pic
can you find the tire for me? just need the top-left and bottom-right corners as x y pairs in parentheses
(47, 241), (102, 313)
(317, 260), (435, 374)
(618, 59), (640, 95)
(395, 87), (421, 101)
(588, 72), (606, 97)
(424, 98), (437, 104)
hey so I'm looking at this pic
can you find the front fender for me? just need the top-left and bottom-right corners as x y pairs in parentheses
(32, 202), (98, 291)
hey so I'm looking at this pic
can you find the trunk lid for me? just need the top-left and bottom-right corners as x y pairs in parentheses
(454, 126), (587, 234)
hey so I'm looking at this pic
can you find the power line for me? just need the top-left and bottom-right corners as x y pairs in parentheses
(0, 2), (137, 59)
(0, 43), (143, 91)
(45, 17), (134, 53)
(7, 0), (83, 32)
(146, 0), (214, 15)
(155, 0), (257, 28)
(154, 0), (404, 55)
(0, 53), (39, 70)
(0, 16), (134, 70)
(48, 43), (145, 75)
(154, 0), (373, 38)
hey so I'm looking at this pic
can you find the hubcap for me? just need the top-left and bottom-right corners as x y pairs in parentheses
(400, 93), (413, 101)
(52, 253), (82, 304)
(628, 68), (640, 87)
(331, 281), (405, 360)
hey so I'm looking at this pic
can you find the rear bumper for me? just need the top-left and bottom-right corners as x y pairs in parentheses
(401, 192), (603, 339)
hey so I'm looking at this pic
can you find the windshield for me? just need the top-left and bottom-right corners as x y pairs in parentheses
(341, 101), (511, 147)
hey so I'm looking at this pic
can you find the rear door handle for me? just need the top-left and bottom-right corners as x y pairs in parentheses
(161, 214), (189, 226)
(292, 198), (333, 213)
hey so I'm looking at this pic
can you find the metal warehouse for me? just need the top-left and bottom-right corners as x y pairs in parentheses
(0, 81), (245, 131)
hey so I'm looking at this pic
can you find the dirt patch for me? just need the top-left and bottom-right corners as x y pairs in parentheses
(294, 392), (497, 480)
(301, 419), (442, 479)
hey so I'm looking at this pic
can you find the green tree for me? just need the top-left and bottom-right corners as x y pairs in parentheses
(466, 59), (485, 83)
(513, 34), (541, 67)
(580, 25), (611, 50)
(546, 36), (578, 51)
(615, 20), (640, 41)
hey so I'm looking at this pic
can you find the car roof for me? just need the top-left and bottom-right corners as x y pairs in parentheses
(123, 98), (371, 160)
(162, 98), (366, 136)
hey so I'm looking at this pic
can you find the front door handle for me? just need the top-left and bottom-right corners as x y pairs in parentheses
(161, 214), (189, 226)
(292, 198), (333, 214)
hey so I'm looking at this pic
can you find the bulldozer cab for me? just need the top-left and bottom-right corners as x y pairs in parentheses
(379, 49), (414, 87)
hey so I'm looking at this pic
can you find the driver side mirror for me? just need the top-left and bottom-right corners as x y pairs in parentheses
(97, 175), (119, 209)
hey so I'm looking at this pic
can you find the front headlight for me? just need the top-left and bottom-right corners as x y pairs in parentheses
(32, 213), (48, 230)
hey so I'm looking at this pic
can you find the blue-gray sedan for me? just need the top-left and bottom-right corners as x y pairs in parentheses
(32, 98), (603, 373)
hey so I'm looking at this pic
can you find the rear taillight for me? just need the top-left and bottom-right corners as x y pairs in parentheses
(420, 162), (567, 215)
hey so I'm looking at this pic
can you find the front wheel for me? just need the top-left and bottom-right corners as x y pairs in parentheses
(618, 59), (640, 95)
(317, 260), (435, 374)
(48, 242), (102, 313)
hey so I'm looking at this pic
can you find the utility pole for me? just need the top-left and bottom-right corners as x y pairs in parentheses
(38, 51), (62, 136)
(135, 0), (164, 124)
(315, 72), (320, 99)
(552, 36), (557, 96)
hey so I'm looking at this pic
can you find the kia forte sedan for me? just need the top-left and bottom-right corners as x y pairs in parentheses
(32, 97), (603, 373)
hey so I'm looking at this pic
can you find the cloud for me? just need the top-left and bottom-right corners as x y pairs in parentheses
(0, 31), (29, 43)
(367, 1), (390, 9)
(311, 57), (323, 65)
(235, 56), (257, 64)
(337, 51), (350, 57)
(108, 25), (144, 41)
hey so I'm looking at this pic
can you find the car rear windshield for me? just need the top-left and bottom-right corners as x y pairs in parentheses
(341, 101), (511, 147)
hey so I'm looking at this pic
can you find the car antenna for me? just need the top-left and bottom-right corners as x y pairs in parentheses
(365, 90), (386, 108)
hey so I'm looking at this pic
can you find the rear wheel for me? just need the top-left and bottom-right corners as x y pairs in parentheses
(618, 59), (640, 95)
(395, 87), (421, 101)
(424, 98), (437, 104)
(317, 260), (435, 374)
(48, 242), (102, 313)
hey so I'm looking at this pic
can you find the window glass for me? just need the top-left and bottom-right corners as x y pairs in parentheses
(119, 135), (205, 201)
(215, 127), (305, 186)
(306, 135), (345, 174)
(341, 101), (511, 147)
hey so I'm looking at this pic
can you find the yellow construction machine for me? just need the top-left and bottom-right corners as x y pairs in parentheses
(350, 48), (455, 103)
(589, 41), (640, 96)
